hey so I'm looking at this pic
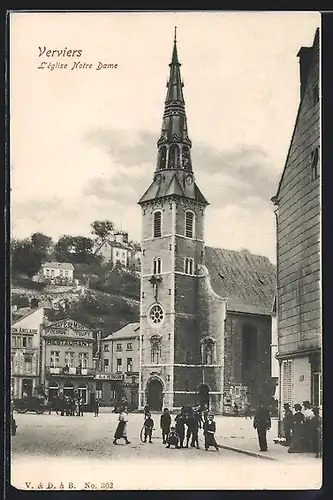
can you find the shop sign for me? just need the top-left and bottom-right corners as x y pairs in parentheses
(11, 328), (38, 334)
(45, 339), (93, 347)
(95, 373), (123, 381)
(44, 328), (92, 338)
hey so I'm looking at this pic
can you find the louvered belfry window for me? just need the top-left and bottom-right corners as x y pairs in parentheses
(185, 211), (194, 238)
(153, 211), (162, 238)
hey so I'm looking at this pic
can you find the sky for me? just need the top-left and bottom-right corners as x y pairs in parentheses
(10, 11), (320, 264)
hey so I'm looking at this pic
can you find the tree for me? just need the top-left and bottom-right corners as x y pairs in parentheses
(11, 238), (45, 278)
(31, 233), (53, 255)
(91, 220), (115, 240)
(54, 235), (96, 264)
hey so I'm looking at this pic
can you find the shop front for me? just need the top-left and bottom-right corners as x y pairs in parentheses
(92, 373), (125, 407)
(45, 376), (94, 406)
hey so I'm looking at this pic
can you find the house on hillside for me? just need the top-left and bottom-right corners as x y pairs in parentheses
(271, 29), (321, 422)
(94, 232), (140, 270)
(37, 262), (75, 284)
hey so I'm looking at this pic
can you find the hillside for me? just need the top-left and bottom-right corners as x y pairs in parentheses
(11, 266), (140, 336)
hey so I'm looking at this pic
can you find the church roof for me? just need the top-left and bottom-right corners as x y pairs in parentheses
(204, 247), (276, 315)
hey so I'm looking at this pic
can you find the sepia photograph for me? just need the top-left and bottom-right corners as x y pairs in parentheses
(9, 10), (321, 490)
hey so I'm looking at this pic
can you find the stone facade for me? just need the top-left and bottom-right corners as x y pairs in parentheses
(272, 29), (321, 416)
(138, 33), (275, 414)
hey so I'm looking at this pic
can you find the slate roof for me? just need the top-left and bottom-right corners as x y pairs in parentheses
(42, 262), (74, 270)
(102, 322), (140, 341)
(204, 247), (276, 315)
(138, 173), (208, 206)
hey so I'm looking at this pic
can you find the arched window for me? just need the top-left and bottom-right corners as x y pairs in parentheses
(153, 258), (162, 275)
(184, 257), (194, 275)
(150, 335), (162, 364)
(201, 338), (215, 365)
(311, 147), (319, 181)
(158, 146), (167, 170)
(182, 146), (191, 171)
(185, 210), (195, 238)
(153, 210), (162, 238)
(168, 144), (179, 169)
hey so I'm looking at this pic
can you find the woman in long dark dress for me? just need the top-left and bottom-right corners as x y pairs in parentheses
(113, 407), (131, 445)
(288, 404), (305, 453)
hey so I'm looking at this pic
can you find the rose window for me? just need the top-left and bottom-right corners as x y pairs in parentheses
(149, 304), (164, 324)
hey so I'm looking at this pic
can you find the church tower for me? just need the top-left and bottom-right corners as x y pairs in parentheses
(138, 28), (209, 411)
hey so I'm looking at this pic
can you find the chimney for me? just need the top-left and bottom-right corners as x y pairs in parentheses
(297, 46), (313, 100)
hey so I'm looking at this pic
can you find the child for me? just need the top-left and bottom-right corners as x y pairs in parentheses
(203, 414), (219, 451)
(166, 426), (180, 449)
(143, 413), (154, 443)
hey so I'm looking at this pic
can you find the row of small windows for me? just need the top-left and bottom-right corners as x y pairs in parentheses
(153, 210), (195, 239)
(151, 257), (195, 275)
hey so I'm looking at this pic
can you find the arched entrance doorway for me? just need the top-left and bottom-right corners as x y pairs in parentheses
(198, 384), (210, 408)
(147, 378), (163, 411)
(63, 381), (74, 398)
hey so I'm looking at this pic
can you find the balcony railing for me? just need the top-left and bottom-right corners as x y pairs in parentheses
(45, 366), (95, 376)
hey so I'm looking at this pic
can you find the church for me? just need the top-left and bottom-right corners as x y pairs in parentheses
(137, 30), (276, 414)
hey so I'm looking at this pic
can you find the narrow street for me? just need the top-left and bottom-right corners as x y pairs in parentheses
(11, 412), (322, 490)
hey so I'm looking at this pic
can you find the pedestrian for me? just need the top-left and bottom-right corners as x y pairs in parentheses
(310, 407), (322, 457)
(194, 407), (203, 429)
(175, 410), (186, 448)
(71, 398), (76, 416)
(283, 403), (293, 446)
(160, 408), (171, 444)
(143, 413), (154, 443)
(203, 414), (219, 451)
(185, 411), (199, 449)
(302, 401), (314, 452)
(94, 399), (100, 417)
(233, 403), (239, 417)
(143, 403), (150, 420)
(166, 426), (180, 449)
(253, 401), (271, 452)
(113, 406), (131, 445)
(79, 397), (84, 417)
(75, 398), (80, 416)
(288, 404), (305, 453)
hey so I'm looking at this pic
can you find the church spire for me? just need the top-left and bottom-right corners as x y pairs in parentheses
(138, 30), (208, 207)
(156, 27), (192, 172)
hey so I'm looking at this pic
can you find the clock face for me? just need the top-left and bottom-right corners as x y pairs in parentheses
(186, 175), (193, 185)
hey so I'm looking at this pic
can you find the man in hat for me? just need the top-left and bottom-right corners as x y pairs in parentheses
(160, 408), (171, 444)
(283, 403), (293, 446)
(253, 401), (271, 452)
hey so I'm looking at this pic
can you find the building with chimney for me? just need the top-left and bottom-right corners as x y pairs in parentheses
(137, 29), (276, 414)
(271, 29), (321, 417)
(94, 231), (138, 269)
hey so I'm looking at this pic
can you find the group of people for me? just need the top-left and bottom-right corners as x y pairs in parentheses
(48, 395), (85, 417)
(113, 404), (220, 451)
(283, 400), (322, 455)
